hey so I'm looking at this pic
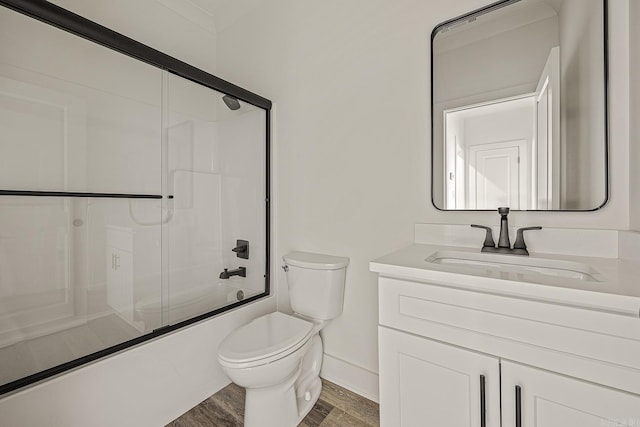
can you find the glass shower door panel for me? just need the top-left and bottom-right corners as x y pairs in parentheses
(218, 100), (267, 298)
(0, 197), (75, 346)
(165, 73), (266, 325)
(0, 197), (162, 387)
(0, 7), (162, 195)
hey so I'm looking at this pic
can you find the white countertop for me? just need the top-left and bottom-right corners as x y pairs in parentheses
(370, 244), (640, 317)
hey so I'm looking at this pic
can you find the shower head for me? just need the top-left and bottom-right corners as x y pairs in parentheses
(222, 95), (241, 111)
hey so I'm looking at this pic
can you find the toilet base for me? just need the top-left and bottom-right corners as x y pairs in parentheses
(243, 366), (300, 427)
(295, 376), (322, 422)
(243, 334), (324, 427)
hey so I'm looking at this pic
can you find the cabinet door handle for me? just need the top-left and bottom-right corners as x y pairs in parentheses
(479, 375), (486, 427)
(515, 385), (522, 427)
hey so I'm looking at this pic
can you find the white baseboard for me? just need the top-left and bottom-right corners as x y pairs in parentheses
(320, 353), (379, 403)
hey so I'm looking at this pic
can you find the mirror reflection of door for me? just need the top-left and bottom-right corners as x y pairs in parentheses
(469, 140), (526, 209)
(432, 0), (607, 211)
(444, 95), (534, 210)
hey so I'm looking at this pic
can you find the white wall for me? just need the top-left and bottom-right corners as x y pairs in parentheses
(215, 0), (631, 400)
(216, 0), (458, 390)
(630, 1), (640, 232)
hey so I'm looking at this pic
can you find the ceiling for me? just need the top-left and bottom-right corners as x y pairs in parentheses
(181, 0), (267, 31)
(177, 0), (565, 34)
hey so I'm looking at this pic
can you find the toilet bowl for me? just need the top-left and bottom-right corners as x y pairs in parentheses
(217, 251), (349, 427)
(218, 312), (323, 426)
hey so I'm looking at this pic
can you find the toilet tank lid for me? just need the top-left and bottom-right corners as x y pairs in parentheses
(283, 251), (349, 270)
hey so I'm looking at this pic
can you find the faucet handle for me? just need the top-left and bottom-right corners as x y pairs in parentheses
(471, 224), (496, 249)
(513, 226), (542, 252)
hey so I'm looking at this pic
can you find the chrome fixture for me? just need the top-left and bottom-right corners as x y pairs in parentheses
(471, 207), (541, 256)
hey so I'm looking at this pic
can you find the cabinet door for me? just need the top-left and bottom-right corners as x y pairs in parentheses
(379, 326), (500, 427)
(501, 360), (640, 427)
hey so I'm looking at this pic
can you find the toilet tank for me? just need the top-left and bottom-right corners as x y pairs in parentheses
(283, 251), (349, 320)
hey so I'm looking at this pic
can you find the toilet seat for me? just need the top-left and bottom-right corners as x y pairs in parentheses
(218, 312), (313, 369)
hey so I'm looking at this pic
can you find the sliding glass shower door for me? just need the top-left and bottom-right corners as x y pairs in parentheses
(0, 2), (269, 395)
(163, 74), (267, 326)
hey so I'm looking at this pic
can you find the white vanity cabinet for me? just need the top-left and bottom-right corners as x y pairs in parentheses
(501, 361), (640, 427)
(379, 327), (500, 427)
(376, 275), (640, 427)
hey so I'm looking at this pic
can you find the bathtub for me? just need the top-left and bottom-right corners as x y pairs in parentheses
(135, 282), (259, 331)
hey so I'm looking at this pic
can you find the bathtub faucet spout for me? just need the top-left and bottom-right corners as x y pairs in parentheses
(219, 267), (246, 279)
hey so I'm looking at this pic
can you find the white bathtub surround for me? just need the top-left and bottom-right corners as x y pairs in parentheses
(135, 281), (261, 328)
(0, 296), (275, 427)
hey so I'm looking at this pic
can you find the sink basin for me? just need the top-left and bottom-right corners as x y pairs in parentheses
(425, 250), (603, 282)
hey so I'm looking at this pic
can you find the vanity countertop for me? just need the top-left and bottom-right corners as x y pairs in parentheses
(370, 244), (640, 317)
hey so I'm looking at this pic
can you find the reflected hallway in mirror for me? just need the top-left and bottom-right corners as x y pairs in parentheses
(431, 0), (608, 211)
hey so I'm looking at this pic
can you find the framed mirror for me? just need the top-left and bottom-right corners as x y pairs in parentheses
(431, 0), (608, 211)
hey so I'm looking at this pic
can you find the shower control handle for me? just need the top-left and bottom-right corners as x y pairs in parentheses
(232, 240), (249, 259)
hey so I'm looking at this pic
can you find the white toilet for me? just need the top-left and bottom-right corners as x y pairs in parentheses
(217, 251), (349, 427)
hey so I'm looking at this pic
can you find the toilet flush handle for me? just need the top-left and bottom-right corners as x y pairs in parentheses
(282, 265), (289, 272)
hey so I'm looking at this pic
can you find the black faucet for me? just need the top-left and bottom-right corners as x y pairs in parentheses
(471, 207), (541, 256)
(219, 267), (246, 279)
(497, 207), (511, 249)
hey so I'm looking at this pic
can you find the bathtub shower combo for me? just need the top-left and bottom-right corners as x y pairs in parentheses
(0, 1), (271, 394)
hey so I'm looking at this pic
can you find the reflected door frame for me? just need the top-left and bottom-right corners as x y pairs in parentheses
(444, 93), (534, 210)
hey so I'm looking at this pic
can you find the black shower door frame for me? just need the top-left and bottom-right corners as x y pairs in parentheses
(0, 0), (271, 396)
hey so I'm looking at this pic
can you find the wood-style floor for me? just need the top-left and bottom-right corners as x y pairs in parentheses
(167, 379), (380, 427)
